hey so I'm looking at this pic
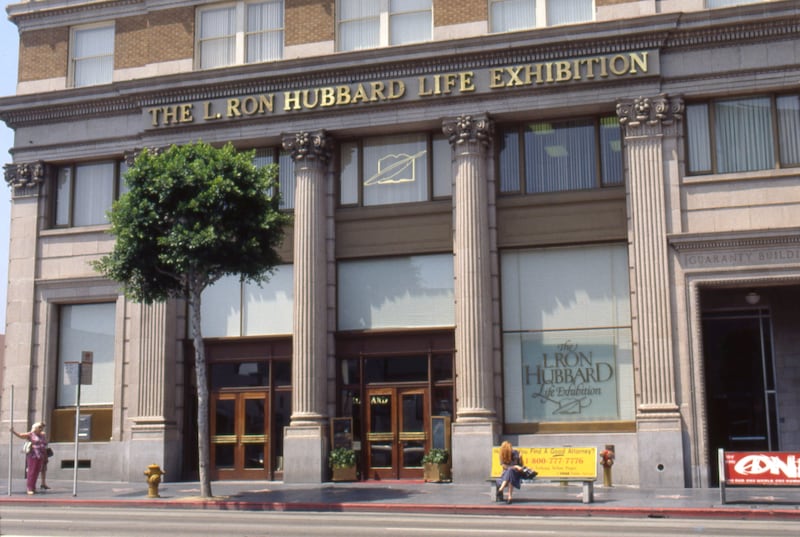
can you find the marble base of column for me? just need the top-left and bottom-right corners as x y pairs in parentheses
(451, 420), (498, 484)
(636, 415), (685, 487)
(128, 417), (179, 482)
(282, 424), (328, 483)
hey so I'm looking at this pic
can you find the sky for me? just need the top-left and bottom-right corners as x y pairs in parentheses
(0, 1), (17, 332)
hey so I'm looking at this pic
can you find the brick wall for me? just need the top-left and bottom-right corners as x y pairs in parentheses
(19, 26), (69, 82)
(286, 0), (334, 46)
(435, 0), (487, 26)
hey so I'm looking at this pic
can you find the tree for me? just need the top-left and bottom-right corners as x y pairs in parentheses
(93, 141), (291, 497)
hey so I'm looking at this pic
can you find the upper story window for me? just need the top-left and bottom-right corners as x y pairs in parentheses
(54, 161), (127, 228)
(253, 146), (294, 210)
(686, 94), (800, 175)
(706, 0), (761, 7)
(340, 132), (451, 207)
(490, 0), (593, 33)
(337, 0), (432, 52)
(197, 0), (284, 69)
(70, 24), (114, 87)
(498, 116), (622, 194)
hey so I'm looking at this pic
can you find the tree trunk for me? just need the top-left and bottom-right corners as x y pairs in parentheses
(188, 281), (212, 498)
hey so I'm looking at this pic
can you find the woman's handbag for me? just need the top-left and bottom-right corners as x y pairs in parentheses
(22, 441), (31, 454)
(521, 466), (538, 479)
(46, 447), (54, 458)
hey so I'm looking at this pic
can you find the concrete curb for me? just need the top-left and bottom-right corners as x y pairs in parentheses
(2, 496), (799, 521)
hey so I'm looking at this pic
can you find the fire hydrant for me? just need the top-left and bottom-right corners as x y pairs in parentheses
(600, 445), (615, 487)
(144, 464), (165, 498)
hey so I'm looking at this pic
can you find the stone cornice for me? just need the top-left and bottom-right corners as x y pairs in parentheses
(669, 229), (800, 251)
(1, 7), (798, 128)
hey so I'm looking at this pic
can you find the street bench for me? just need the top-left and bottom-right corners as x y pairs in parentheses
(489, 446), (597, 504)
(718, 448), (800, 504)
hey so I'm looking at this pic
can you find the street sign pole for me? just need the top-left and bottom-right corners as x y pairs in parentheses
(7, 384), (13, 496)
(72, 363), (81, 497)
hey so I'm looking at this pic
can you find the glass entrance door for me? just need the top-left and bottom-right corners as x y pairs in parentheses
(211, 390), (269, 479)
(366, 387), (427, 479)
(702, 308), (778, 484)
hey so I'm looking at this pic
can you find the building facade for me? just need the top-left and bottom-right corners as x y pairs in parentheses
(1, 0), (799, 488)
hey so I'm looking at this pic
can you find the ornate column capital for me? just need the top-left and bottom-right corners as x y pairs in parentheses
(282, 130), (331, 164)
(4, 161), (47, 197)
(442, 114), (493, 147)
(616, 94), (684, 129)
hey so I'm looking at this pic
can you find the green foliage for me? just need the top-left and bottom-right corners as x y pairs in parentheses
(92, 141), (292, 303)
(328, 447), (357, 469)
(422, 448), (449, 465)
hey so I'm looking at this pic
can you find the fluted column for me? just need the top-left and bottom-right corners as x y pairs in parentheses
(282, 131), (331, 426)
(128, 300), (180, 480)
(443, 114), (499, 484)
(617, 94), (686, 487)
(617, 95), (683, 415)
(2, 163), (45, 438)
(280, 130), (331, 483)
(443, 114), (496, 422)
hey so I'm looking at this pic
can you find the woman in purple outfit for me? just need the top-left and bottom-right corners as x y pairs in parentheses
(495, 440), (523, 504)
(11, 422), (48, 495)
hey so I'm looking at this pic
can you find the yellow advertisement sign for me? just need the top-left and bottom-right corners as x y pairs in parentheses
(491, 447), (597, 479)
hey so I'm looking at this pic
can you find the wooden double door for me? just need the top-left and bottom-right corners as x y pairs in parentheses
(210, 390), (270, 480)
(365, 387), (428, 480)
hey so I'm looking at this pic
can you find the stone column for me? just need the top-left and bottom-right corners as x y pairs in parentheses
(617, 94), (686, 487)
(2, 163), (45, 446)
(127, 300), (180, 480)
(281, 130), (331, 483)
(442, 115), (498, 483)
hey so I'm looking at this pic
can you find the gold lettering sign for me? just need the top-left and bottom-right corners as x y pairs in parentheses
(144, 51), (653, 128)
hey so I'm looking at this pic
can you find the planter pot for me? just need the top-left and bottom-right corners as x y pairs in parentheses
(423, 462), (451, 483)
(332, 466), (357, 482)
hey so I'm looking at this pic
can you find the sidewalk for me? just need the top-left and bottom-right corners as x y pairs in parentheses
(2, 478), (799, 520)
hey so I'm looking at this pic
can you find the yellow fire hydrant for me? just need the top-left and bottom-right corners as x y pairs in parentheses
(600, 445), (615, 487)
(144, 464), (165, 498)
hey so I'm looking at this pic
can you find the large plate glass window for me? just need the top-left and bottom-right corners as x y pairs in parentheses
(51, 302), (116, 442)
(201, 264), (294, 337)
(70, 24), (114, 87)
(490, 0), (593, 33)
(337, 0), (432, 52)
(686, 94), (800, 175)
(338, 254), (454, 331)
(498, 116), (622, 194)
(501, 244), (634, 424)
(340, 132), (451, 206)
(197, 1), (284, 69)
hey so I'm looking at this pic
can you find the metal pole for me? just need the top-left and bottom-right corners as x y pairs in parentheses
(7, 385), (13, 496)
(72, 365), (81, 497)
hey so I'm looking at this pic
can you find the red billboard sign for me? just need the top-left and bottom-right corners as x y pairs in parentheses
(722, 451), (800, 486)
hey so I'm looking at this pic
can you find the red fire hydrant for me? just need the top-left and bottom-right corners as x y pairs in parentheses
(144, 464), (165, 498)
(600, 445), (615, 487)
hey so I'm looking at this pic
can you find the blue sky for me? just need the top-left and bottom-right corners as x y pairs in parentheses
(0, 1), (18, 331)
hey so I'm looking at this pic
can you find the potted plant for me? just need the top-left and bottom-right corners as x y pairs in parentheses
(422, 448), (451, 482)
(328, 447), (357, 482)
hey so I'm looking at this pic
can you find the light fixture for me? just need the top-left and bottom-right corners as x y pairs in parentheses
(745, 291), (760, 305)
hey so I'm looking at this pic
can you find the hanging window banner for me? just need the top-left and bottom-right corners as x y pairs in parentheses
(522, 332), (619, 421)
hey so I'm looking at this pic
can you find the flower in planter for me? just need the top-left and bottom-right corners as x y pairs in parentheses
(328, 447), (357, 469)
(422, 448), (449, 465)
